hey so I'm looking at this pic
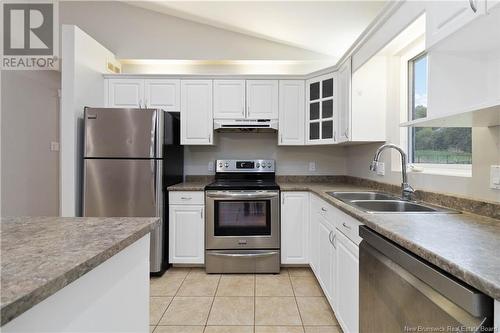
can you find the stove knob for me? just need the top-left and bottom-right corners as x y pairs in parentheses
(256, 163), (260, 168)
(224, 163), (229, 168)
(218, 162), (223, 167)
(267, 162), (272, 168)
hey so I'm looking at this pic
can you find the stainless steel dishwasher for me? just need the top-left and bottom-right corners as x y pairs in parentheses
(359, 226), (493, 333)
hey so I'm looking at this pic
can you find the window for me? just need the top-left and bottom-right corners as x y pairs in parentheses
(408, 54), (472, 165)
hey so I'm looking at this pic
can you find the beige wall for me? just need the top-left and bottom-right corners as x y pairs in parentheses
(1, 71), (61, 216)
(185, 132), (347, 176)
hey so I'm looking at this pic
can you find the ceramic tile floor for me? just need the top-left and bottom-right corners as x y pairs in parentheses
(150, 267), (343, 333)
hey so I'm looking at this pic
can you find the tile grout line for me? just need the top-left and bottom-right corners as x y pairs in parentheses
(155, 267), (192, 326)
(288, 268), (306, 331)
(204, 272), (222, 332)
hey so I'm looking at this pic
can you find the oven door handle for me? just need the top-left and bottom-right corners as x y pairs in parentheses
(206, 192), (278, 199)
(207, 251), (279, 258)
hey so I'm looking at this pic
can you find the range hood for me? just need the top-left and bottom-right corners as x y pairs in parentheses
(214, 119), (278, 132)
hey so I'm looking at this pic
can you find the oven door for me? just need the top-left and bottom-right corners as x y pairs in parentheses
(206, 190), (280, 250)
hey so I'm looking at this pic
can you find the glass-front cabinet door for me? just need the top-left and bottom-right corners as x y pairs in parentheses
(306, 73), (337, 144)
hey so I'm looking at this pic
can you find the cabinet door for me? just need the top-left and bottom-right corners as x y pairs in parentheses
(169, 205), (205, 264)
(335, 230), (359, 333)
(306, 73), (336, 145)
(144, 79), (180, 111)
(309, 196), (321, 274)
(336, 59), (351, 143)
(318, 216), (335, 304)
(426, 0), (486, 49)
(213, 80), (246, 119)
(180, 80), (214, 145)
(246, 80), (279, 119)
(108, 79), (144, 108)
(281, 192), (309, 264)
(278, 80), (305, 145)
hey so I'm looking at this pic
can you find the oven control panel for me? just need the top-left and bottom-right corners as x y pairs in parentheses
(216, 159), (275, 173)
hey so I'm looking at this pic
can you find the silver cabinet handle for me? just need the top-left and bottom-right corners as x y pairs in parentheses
(469, 0), (477, 12)
(321, 207), (327, 212)
(208, 133), (211, 143)
(201, 209), (203, 219)
(144, 99), (148, 108)
(181, 197), (192, 200)
(342, 222), (352, 230)
(328, 230), (333, 243)
(282, 195), (285, 204)
(344, 128), (349, 139)
(139, 99), (142, 109)
(242, 106), (245, 116)
(280, 134), (283, 143)
(329, 231), (337, 249)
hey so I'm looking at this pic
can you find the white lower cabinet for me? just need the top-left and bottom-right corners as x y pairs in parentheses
(281, 192), (309, 264)
(306, 193), (360, 333)
(335, 229), (359, 333)
(168, 191), (205, 264)
(318, 214), (336, 305)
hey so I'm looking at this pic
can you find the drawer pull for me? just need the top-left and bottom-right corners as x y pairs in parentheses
(342, 222), (352, 230)
(321, 207), (327, 212)
(181, 197), (192, 200)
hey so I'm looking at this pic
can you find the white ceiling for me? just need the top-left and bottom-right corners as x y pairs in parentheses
(129, 1), (387, 60)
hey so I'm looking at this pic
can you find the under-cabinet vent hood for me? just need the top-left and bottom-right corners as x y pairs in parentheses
(214, 119), (278, 132)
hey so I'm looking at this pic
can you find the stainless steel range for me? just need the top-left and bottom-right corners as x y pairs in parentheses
(205, 160), (280, 273)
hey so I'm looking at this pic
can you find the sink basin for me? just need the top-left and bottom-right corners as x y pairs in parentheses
(349, 200), (458, 214)
(328, 191), (399, 201)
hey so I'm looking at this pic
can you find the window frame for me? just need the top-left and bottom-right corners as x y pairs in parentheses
(402, 46), (472, 177)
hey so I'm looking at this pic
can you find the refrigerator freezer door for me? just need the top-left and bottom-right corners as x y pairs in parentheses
(84, 159), (158, 217)
(84, 108), (157, 158)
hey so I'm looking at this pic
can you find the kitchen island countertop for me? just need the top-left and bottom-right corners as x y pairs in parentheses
(0, 216), (159, 326)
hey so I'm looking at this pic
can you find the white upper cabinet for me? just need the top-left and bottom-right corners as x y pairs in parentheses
(306, 73), (337, 145)
(107, 79), (144, 108)
(180, 80), (214, 145)
(336, 59), (352, 143)
(213, 80), (246, 119)
(246, 80), (279, 120)
(278, 80), (305, 145)
(144, 79), (180, 111)
(107, 78), (180, 110)
(426, 0), (486, 49)
(281, 192), (309, 264)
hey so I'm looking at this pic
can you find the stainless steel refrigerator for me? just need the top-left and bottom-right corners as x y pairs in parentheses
(82, 107), (183, 275)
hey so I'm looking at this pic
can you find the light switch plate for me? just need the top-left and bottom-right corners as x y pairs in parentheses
(50, 141), (60, 151)
(308, 161), (316, 172)
(376, 162), (385, 176)
(207, 161), (214, 172)
(490, 165), (500, 189)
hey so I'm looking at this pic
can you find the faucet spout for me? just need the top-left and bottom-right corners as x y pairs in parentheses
(369, 143), (414, 200)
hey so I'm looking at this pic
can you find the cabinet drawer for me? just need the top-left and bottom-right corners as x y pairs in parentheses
(169, 191), (205, 205)
(332, 209), (362, 245)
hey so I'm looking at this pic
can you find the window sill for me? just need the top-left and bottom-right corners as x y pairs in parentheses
(407, 164), (472, 178)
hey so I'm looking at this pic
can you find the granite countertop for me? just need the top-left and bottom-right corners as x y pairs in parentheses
(279, 181), (500, 301)
(167, 181), (211, 191)
(0, 216), (160, 326)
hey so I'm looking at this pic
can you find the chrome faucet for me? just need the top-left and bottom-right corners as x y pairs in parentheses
(369, 143), (415, 200)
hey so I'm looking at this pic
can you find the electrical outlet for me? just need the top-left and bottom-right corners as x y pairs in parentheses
(490, 165), (500, 190)
(50, 141), (60, 152)
(308, 161), (316, 172)
(207, 161), (214, 172)
(376, 162), (385, 176)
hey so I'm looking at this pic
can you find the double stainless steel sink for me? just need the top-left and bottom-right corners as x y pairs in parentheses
(328, 191), (458, 214)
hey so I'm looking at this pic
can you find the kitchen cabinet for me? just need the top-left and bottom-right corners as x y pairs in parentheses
(335, 229), (359, 333)
(144, 79), (180, 111)
(180, 80), (214, 145)
(213, 80), (246, 119)
(106, 78), (180, 110)
(278, 80), (305, 145)
(169, 191), (205, 264)
(306, 73), (337, 144)
(318, 214), (336, 304)
(281, 192), (309, 264)
(336, 59), (351, 143)
(107, 79), (144, 108)
(246, 80), (279, 119)
(426, 0), (486, 49)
